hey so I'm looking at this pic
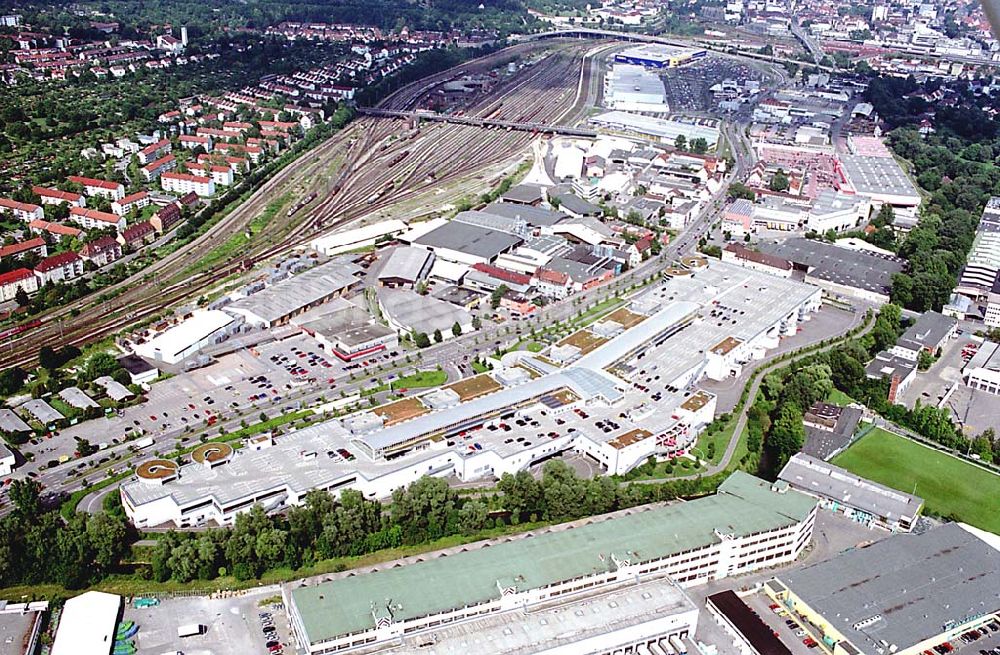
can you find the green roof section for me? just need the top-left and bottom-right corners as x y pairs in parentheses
(290, 471), (815, 644)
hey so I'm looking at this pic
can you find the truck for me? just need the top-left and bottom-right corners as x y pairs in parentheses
(134, 437), (155, 450)
(177, 624), (205, 638)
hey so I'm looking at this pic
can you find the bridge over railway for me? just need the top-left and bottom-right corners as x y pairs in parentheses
(357, 107), (599, 137)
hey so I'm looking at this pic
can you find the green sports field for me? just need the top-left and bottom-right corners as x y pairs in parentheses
(832, 428), (1000, 534)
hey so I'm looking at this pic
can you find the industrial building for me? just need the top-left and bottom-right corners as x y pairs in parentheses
(964, 339), (1000, 395)
(133, 310), (238, 365)
(51, 591), (123, 655)
(757, 237), (906, 303)
(284, 472), (816, 655)
(590, 111), (720, 148)
(225, 260), (361, 328)
(765, 522), (1000, 655)
(957, 197), (1000, 299)
(410, 215), (524, 266)
(778, 453), (923, 532)
(806, 189), (870, 234)
(376, 246), (434, 288)
(120, 259), (823, 529)
(293, 299), (399, 362)
(309, 219), (409, 256)
(377, 288), (474, 339)
(837, 154), (921, 209)
(604, 63), (668, 113)
(888, 311), (957, 362)
(613, 44), (707, 68)
(865, 351), (917, 404)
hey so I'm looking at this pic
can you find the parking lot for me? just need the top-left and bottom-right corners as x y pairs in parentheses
(125, 590), (293, 655)
(661, 56), (764, 113)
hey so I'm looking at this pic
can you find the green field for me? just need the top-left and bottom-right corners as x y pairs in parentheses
(390, 370), (447, 390)
(832, 428), (1000, 533)
(825, 388), (855, 406)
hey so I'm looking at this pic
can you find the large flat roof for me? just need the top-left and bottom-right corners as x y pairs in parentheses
(135, 310), (235, 360)
(51, 591), (122, 655)
(840, 154), (920, 202)
(778, 453), (923, 521)
(779, 523), (1000, 653)
(290, 472), (815, 645)
(226, 260), (360, 324)
(413, 219), (523, 260)
(590, 111), (720, 146)
(758, 237), (905, 296)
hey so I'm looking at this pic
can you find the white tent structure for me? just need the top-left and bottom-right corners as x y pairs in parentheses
(51, 590), (122, 655)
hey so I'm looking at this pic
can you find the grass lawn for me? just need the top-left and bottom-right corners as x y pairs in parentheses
(832, 428), (1000, 533)
(390, 369), (447, 390)
(826, 388), (855, 406)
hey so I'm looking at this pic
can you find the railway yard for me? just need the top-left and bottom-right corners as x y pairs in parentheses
(0, 40), (604, 370)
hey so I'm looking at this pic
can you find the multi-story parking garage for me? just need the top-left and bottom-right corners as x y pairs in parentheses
(121, 259), (823, 528)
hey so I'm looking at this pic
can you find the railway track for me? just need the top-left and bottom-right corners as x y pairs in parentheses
(0, 41), (605, 370)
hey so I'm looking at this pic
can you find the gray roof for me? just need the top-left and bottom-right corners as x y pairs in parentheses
(758, 238), (905, 296)
(483, 202), (567, 227)
(94, 376), (134, 401)
(414, 220), (523, 260)
(777, 523), (1000, 653)
(378, 288), (472, 336)
(499, 184), (545, 204)
(556, 214), (615, 238)
(840, 154), (920, 200)
(802, 406), (862, 460)
(453, 209), (524, 234)
(896, 311), (956, 352)
(778, 453), (923, 522)
(810, 188), (866, 217)
(865, 351), (916, 380)
(0, 409), (31, 433)
(433, 285), (484, 307)
(20, 399), (64, 424)
(377, 246), (433, 284)
(58, 387), (100, 410)
(554, 193), (602, 216)
(227, 260), (361, 324)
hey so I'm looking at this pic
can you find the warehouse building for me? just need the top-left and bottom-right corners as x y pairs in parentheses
(377, 287), (473, 339)
(293, 299), (398, 362)
(613, 44), (707, 68)
(765, 522), (1000, 655)
(284, 472), (816, 654)
(957, 198), (1000, 299)
(376, 246), (434, 288)
(309, 219), (409, 256)
(757, 237), (905, 303)
(51, 591), (123, 655)
(806, 189), (870, 234)
(225, 260), (361, 328)
(411, 216), (523, 266)
(134, 310), (238, 365)
(604, 63), (669, 113)
(964, 339), (1000, 395)
(837, 154), (921, 209)
(778, 453), (923, 532)
(591, 111), (720, 148)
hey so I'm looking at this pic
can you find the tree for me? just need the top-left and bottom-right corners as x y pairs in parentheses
(690, 137), (708, 154)
(457, 499), (489, 534)
(674, 134), (687, 150)
(14, 287), (29, 307)
(767, 403), (806, 472)
(471, 315), (482, 330)
(728, 182), (755, 201)
(433, 328), (443, 343)
(414, 332), (431, 348)
(490, 284), (508, 310)
(84, 352), (121, 381)
(917, 349), (935, 371)
(8, 479), (41, 520)
(451, 321), (462, 337)
(769, 169), (790, 192)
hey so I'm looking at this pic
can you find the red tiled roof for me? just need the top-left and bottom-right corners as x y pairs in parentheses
(81, 236), (120, 255)
(162, 171), (210, 183)
(32, 186), (83, 203)
(142, 154), (175, 172)
(140, 139), (171, 155)
(70, 207), (120, 224)
(0, 238), (46, 259)
(471, 263), (532, 286)
(68, 175), (122, 190)
(0, 198), (41, 214)
(35, 251), (81, 272)
(29, 220), (82, 237)
(0, 268), (35, 285)
(117, 191), (148, 205)
(535, 268), (570, 285)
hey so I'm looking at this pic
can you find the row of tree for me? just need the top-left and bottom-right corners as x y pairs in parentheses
(149, 461), (724, 584)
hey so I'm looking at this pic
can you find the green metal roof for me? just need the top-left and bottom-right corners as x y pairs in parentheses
(290, 472), (815, 644)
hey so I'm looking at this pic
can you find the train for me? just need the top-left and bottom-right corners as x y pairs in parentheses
(286, 192), (318, 217)
(386, 151), (409, 168)
(0, 318), (42, 341)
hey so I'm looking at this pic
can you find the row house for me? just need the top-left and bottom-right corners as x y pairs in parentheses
(111, 191), (150, 216)
(69, 206), (127, 232)
(68, 176), (125, 201)
(34, 251), (84, 285)
(0, 198), (44, 222)
(32, 186), (85, 208)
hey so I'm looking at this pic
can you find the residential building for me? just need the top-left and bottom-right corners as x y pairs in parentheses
(161, 171), (215, 197)
(110, 191), (150, 216)
(34, 252), (84, 285)
(196, 164), (234, 186)
(150, 203), (183, 233)
(136, 138), (171, 166)
(0, 238), (47, 261)
(32, 186), (85, 208)
(0, 268), (38, 301)
(79, 237), (122, 267)
(68, 207), (126, 232)
(116, 221), (156, 249)
(67, 176), (125, 201)
(179, 134), (213, 152)
(0, 198), (44, 223)
(28, 219), (82, 242)
(140, 153), (177, 182)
